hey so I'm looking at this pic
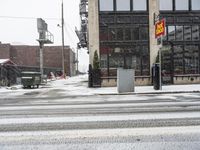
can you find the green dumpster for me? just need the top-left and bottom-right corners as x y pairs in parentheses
(21, 72), (41, 88)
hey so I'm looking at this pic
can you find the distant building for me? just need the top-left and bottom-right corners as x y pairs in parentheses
(82, 0), (200, 86)
(0, 42), (76, 85)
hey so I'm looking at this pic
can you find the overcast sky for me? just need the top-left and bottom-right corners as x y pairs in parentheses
(0, 0), (89, 72)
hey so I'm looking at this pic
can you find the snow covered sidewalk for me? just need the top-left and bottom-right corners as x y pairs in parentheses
(49, 75), (200, 95)
(0, 75), (200, 98)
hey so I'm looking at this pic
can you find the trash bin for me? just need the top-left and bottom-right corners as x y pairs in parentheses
(21, 72), (41, 88)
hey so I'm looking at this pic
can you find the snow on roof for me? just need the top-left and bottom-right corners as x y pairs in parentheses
(0, 59), (10, 64)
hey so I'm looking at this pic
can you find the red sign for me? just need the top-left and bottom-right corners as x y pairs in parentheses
(155, 19), (165, 38)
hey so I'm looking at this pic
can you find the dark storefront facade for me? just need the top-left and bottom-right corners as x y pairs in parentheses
(99, 0), (150, 77)
(160, 0), (200, 77)
(97, 0), (200, 85)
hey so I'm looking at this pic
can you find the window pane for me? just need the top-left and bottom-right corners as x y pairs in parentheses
(176, 26), (183, 41)
(140, 27), (148, 40)
(163, 27), (167, 41)
(133, 0), (147, 11)
(159, 0), (173, 10)
(184, 45), (199, 74)
(99, 0), (113, 11)
(100, 54), (107, 69)
(109, 52), (124, 68)
(184, 26), (192, 41)
(125, 28), (131, 40)
(168, 26), (175, 41)
(192, 0), (200, 10)
(108, 28), (115, 41)
(99, 28), (108, 41)
(116, 0), (130, 11)
(132, 27), (139, 40)
(192, 25), (199, 41)
(175, 0), (189, 10)
(116, 28), (124, 40)
(174, 45), (184, 74)
(124, 54), (136, 69)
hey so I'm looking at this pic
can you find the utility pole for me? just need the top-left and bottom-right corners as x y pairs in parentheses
(39, 42), (44, 76)
(61, 0), (65, 78)
(77, 47), (79, 74)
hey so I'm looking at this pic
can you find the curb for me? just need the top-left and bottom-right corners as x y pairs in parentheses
(98, 90), (200, 96)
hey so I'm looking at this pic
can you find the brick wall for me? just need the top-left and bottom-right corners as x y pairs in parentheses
(0, 43), (76, 76)
(0, 43), (11, 59)
(10, 46), (38, 67)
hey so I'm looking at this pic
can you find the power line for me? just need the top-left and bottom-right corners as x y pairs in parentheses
(64, 22), (79, 46)
(0, 15), (60, 21)
(64, 21), (79, 41)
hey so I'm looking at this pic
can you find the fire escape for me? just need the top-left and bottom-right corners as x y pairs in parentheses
(75, 0), (88, 49)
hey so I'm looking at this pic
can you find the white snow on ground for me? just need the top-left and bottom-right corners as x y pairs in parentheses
(1, 74), (200, 97)
(0, 126), (200, 138)
(0, 112), (199, 125)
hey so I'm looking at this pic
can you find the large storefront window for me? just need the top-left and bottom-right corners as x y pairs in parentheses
(159, 0), (173, 11)
(133, 0), (147, 11)
(99, 10), (149, 77)
(99, 0), (113, 11)
(116, 0), (130, 11)
(175, 0), (189, 10)
(184, 45), (199, 74)
(166, 25), (199, 42)
(99, 45), (150, 76)
(192, 0), (200, 10)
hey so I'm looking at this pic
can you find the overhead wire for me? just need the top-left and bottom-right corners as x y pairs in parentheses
(0, 15), (60, 21)
(0, 15), (79, 49)
(64, 21), (79, 48)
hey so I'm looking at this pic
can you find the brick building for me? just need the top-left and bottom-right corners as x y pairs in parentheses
(0, 42), (76, 77)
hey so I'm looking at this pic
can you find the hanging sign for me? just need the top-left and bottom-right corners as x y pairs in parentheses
(155, 19), (165, 38)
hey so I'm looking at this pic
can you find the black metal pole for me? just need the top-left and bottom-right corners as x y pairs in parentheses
(169, 41), (174, 84)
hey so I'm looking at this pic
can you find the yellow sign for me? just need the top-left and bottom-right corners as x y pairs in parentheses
(155, 19), (165, 38)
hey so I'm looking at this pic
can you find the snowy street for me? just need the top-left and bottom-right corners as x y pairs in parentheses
(0, 75), (200, 149)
